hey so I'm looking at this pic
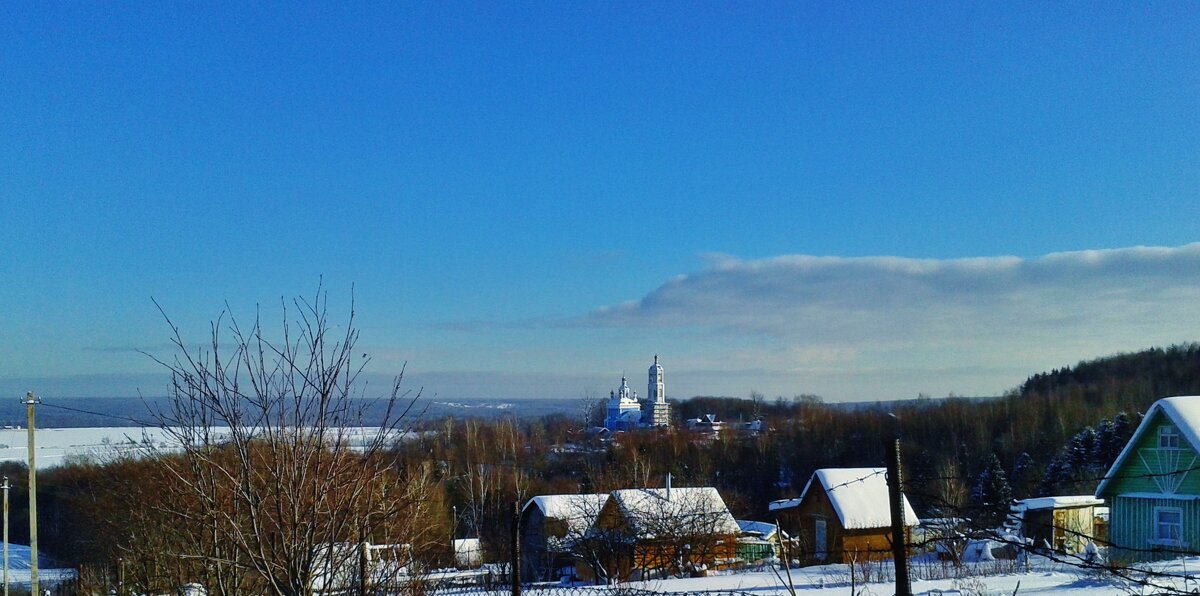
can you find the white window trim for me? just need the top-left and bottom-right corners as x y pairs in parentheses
(1151, 506), (1187, 548)
(1159, 425), (1181, 450)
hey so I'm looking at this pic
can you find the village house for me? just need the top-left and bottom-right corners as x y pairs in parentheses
(519, 493), (609, 582)
(580, 482), (740, 582)
(1097, 395), (1200, 561)
(769, 467), (918, 565)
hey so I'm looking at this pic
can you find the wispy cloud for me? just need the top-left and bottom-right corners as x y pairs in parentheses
(45, 245), (1200, 403)
(579, 244), (1200, 347)
(559, 244), (1200, 399)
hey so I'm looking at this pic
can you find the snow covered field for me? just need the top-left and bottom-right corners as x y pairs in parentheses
(0, 426), (405, 469)
(0, 426), (168, 468)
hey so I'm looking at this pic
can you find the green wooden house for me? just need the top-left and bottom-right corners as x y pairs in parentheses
(1096, 395), (1200, 561)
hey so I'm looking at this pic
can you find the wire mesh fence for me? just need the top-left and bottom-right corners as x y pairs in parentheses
(425, 587), (760, 596)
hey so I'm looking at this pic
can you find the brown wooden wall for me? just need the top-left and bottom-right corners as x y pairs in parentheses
(778, 482), (905, 565)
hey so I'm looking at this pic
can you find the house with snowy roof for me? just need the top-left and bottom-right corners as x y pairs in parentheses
(519, 493), (609, 582)
(1008, 495), (1104, 555)
(1097, 395), (1200, 561)
(583, 481), (740, 581)
(769, 467), (918, 565)
(735, 520), (788, 564)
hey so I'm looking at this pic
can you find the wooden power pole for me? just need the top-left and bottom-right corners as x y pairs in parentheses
(885, 413), (911, 596)
(510, 501), (521, 596)
(24, 392), (38, 596)
(3, 476), (8, 596)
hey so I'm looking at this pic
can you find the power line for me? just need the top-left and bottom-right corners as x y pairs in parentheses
(36, 401), (157, 428)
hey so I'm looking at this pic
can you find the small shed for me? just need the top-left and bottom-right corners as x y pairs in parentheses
(1010, 496), (1104, 554)
(735, 520), (787, 563)
(769, 467), (918, 565)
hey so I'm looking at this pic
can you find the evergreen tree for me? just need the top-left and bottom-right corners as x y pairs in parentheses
(971, 453), (1013, 527)
(1011, 451), (1037, 498)
(1067, 426), (1097, 472)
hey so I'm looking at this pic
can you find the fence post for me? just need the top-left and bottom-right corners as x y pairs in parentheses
(358, 526), (368, 596)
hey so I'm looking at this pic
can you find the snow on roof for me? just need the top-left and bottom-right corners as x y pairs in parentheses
(791, 468), (919, 530)
(1015, 496), (1104, 511)
(736, 520), (785, 539)
(524, 494), (609, 535)
(608, 487), (740, 539)
(1097, 396), (1200, 496)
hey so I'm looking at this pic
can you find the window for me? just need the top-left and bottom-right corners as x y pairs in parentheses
(1155, 507), (1184, 546)
(1160, 425), (1181, 449)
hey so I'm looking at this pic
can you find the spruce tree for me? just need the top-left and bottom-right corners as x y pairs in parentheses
(972, 453), (1013, 528)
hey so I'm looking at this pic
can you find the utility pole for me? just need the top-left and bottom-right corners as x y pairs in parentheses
(510, 501), (520, 596)
(885, 413), (911, 596)
(24, 392), (38, 596)
(2, 476), (8, 596)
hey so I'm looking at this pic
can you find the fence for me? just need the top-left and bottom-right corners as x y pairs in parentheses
(426, 587), (760, 596)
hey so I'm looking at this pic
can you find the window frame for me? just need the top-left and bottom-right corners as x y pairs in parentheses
(1159, 425), (1181, 450)
(1152, 506), (1185, 547)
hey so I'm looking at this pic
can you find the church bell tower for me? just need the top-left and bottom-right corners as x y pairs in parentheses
(647, 354), (670, 426)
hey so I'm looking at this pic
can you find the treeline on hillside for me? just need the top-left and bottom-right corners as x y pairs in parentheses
(1021, 343), (1200, 403)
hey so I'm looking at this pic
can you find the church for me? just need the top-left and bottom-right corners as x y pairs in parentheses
(604, 355), (671, 430)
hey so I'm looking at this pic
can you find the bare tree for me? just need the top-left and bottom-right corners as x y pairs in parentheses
(141, 288), (435, 596)
(579, 390), (605, 429)
(553, 495), (611, 584)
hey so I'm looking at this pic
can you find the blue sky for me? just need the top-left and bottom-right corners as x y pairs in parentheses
(2, 3), (1199, 402)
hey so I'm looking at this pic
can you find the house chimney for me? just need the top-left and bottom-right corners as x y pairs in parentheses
(666, 472), (672, 501)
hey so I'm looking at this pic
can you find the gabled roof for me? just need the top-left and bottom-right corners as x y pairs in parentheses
(1096, 395), (1200, 496)
(774, 467), (918, 530)
(607, 487), (740, 539)
(1014, 496), (1103, 512)
(523, 494), (609, 537)
(736, 520), (787, 540)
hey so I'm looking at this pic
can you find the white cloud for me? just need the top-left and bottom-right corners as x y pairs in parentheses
(571, 243), (1200, 400)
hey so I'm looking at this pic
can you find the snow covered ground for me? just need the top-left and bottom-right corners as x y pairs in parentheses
(543, 556), (1200, 595)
